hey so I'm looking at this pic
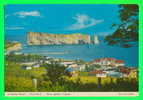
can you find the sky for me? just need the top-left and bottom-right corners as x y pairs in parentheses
(5, 4), (120, 36)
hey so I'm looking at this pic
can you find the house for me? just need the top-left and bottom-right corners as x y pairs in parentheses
(89, 70), (107, 77)
(38, 60), (44, 64)
(115, 60), (125, 67)
(78, 64), (86, 71)
(68, 63), (78, 68)
(21, 62), (40, 69)
(13, 51), (22, 55)
(90, 58), (115, 65)
(90, 58), (125, 67)
(21, 62), (36, 66)
(65, 67), (79, 77)
(106, 71), (123, 77)
(118, 66), (130, 77)
(32, 64), (40, 68)
(45, 60), (51, 64)
(45, 56), (51, 60)
(60, 61), (75, 67)
(23, 53), (28, 56)
(22, 65), (32, 70)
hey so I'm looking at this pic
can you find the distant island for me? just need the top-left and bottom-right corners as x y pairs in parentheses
(27, 32), (99, 45)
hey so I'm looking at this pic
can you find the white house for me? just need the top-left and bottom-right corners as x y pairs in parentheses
(22, 66), (32, 70)
(26, 66), (32, 70)
(60, 61), (75, 67)
(21, 62), (36, 66)
(96, 73), (107, 77)
(13, 52), (22, 55)
(78, 64), (86, 71)
(32, 64), (40, 68)
(45, 60), (51, 64)
(90, 58), (125, 67)
(68, 63), (78, 68)
(89, 70), (107, 77)
(114, 60), (125, 67)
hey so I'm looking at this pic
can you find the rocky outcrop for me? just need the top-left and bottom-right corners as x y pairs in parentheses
(27, 32), (91, 45)
(5, 42), (22, 54)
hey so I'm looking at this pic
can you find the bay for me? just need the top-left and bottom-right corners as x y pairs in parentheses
(5, 34), (138, 67)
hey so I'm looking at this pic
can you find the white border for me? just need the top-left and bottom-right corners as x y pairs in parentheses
(5, 92), (138, 97)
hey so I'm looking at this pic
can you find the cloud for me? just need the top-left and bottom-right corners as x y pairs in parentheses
(6, 26), (24, 30)
(66, 14), (104, 30)
(14, 11), (41, 18)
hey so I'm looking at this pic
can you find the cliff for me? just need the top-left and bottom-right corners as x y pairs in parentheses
(27, 32), (91, 45)
(5, 41), (22, 54)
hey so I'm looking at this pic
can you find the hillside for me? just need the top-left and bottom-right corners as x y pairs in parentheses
(5, 41), (22, 54)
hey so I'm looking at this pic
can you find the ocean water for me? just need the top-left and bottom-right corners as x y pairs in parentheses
(5, 34), (138, 67)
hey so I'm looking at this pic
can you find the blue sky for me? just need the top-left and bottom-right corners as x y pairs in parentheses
(5, 4), (120, 36)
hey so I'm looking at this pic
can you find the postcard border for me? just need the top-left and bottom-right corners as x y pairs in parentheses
(0, 0), (143, 100)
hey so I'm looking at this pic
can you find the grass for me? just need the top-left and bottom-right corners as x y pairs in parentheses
(67, 76), (118, 85)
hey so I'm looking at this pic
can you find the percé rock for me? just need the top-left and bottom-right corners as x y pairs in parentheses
(27, 32), (91, 45)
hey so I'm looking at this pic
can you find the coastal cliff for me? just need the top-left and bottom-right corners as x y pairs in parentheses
(27, 32), (91, 45)
(5, 41), (22, 54)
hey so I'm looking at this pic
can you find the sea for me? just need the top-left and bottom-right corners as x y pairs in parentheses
(5, 34), (138, 67)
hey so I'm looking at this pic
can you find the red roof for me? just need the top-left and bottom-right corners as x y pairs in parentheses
(94, 59), (101, 62)
(115, 60), (124, 63)
(93, 58), (115, 62)
(90, 58), (125, 65)
(119, 67), (130, 74)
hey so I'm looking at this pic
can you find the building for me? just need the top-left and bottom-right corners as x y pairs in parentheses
(44, 56), (51, 60)
(115, 60), (125, 67)
(45, 60), (51, 64)
(13, 51), (22, 55)
(21, 62), (36, 66)
(119, 66), (137, 78)
(60, 61), (75, 67)
(68, 64), (78, 68)
(118, 66), (130, 77)
(21, 61), (41, 69)
(65, 67), (79, 77)
(22, 65), (32, 70)
(90, 58), (125, 67)
(78, 64), (86, 71)
(106, 71), (123, 77)
(32, 64), (40, 68)
(89, 70), (107, 77)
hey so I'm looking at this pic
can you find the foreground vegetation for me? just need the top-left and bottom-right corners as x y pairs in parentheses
(5, 55), (138, 92)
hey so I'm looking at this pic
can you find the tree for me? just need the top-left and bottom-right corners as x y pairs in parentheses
(44, 61), (66, 84)
(105, 4), (138, 47)
(5, 76), (36, 92)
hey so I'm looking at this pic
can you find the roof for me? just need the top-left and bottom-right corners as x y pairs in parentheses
(91, 58), (116, 62)
(115, 60), (124, 63)
(119, 68), (130, 75)
(89, 70), (106, 74)
(90, 58), (125, 64)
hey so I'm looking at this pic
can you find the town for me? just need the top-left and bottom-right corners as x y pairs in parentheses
(6, 51), (138, 79)
(5, 41), (138, 92)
